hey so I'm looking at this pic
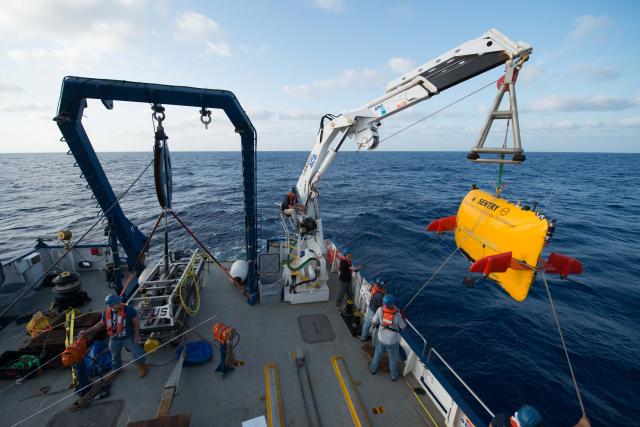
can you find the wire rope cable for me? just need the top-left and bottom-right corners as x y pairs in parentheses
(379, 79), (499, 144)
(541, 271), (587, 417)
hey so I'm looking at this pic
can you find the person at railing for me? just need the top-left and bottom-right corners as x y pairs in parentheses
(489, 404), (591, 427)
(280, 186), (305, 216)
(369, 294), (406, 381)
(360, 276), (386, 342)
(489, 405), (542, 427)
(336, 247), (360, 308)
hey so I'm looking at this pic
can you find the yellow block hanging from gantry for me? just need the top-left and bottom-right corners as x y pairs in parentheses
(455, 189), (549, 301)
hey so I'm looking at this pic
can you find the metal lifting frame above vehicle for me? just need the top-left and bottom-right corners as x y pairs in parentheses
(54, 77), (258, 300)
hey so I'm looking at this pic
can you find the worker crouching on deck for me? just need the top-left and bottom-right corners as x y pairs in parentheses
(79, 294), (148, 380)
(369, 294), (406, 381)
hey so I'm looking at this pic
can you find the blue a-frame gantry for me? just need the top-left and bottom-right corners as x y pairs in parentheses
(54, 77), (258, 301)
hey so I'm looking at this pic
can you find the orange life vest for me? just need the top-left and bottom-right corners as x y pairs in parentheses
(287, 192), (297, 206)
(382, 306), (399, 330)
(213, 322), (235, 344)
(104, 306), (126, 337)
(371, 284), (385, 298)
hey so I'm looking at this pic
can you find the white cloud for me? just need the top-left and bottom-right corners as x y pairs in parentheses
(570, 63), (620, 82)
(248, 108), (320, 121)
(0, 80), (25, 93)
(174, 11), (219, 42)
(206, 41), (232, 57)
(309, 0), (345, 12)
(388, 57), (415, 74)
(569, 14), (612, 40)
(283, 68), (386, 97)
(24, 20), (134, 66)
(0, 101), (52, 112)
(530, 95), (636, 112)
(6, 49), (27, 63)
(518, 63), (545, 83)
(616, 116), (640, 128)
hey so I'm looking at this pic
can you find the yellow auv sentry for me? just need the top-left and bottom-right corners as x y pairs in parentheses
(455, 189), (548, 301)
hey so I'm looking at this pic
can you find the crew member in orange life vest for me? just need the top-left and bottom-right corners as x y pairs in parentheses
(280, 186), (304, 216)
(360, 276), (386, 342)
(80, 294), (148, 379)
(369, 294), (406, 381)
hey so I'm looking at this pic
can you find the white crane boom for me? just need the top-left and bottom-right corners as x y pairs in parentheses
(281, 29), (532, 302)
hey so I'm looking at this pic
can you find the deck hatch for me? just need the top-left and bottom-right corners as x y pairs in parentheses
(297, 314), (335, 343)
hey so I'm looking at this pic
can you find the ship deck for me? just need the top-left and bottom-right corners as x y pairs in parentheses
(0, 261), (433, 427)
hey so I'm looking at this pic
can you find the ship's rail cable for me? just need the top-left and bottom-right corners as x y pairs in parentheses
(11, 313), (219, 427)
(379, 79), (499, 144)
(541, 271), (586, 417)
(0, 158), (154, 322)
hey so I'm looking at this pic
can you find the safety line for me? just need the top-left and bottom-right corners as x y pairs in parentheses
(11, 313), (218, 427)
(0, 158), (154, 321)
(401, 248), (459, 313)
(541, 271), (586, 417)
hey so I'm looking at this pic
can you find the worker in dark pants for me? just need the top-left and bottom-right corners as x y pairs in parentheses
(80, 294), (148, 380)
(336, 247), (360, 308)
(369, 294), (406, 381)
(360, 276), (386, 342)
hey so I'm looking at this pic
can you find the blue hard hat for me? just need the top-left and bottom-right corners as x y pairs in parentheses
(342, 246), (352, 255)
(373, 276), (386, 287)
(105, 294), (121, 307)
(515, 405), (542, 427)
(382, 294), (395, 307)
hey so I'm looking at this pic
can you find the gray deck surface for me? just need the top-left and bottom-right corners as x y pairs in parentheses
(0, 263), (430, 427)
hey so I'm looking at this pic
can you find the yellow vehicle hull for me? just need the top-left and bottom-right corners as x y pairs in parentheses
(455, 189), (548, 301)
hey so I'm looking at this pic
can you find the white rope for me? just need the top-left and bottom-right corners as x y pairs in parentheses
(541, 271), (586, 417)
(11, 313), (218, 426)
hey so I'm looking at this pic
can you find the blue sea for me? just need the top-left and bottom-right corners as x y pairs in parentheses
(1, 151), (639, 426)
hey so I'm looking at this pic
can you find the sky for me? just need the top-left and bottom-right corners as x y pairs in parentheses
(0, 0), (638, 153)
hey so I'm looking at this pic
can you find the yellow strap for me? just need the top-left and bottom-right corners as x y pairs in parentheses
(65, 308), (79, 386)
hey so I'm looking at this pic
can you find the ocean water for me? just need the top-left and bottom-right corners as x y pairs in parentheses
(1, 151), (639, 426)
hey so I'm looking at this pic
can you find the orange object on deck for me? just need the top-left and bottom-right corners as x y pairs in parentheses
(61, 337), (88, 367)
(213, 323), (235, 344)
